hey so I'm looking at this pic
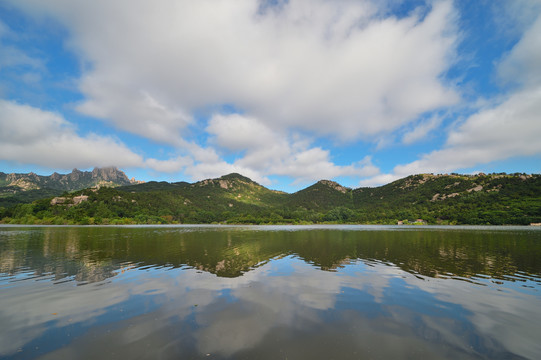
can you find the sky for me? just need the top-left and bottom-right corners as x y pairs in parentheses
(0, 0), (540, 192)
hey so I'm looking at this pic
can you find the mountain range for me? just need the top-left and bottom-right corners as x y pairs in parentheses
(0, 167), (140, 208)
(1, 168), (540, 225)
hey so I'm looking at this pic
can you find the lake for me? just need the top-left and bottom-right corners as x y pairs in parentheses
(1, 225), (540, 359)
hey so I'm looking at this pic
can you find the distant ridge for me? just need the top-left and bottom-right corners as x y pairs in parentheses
(1, 170), (540, 225)
(0, 167), (139, 191)
(0, 167), (141, 207)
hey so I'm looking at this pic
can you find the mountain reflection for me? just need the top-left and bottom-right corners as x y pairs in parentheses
(1, 226), (540, 284)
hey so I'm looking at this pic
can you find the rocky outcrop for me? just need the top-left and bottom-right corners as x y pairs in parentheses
(69, 168), (83, 182)
(467, 185), (483, 192)
(317, 180), (349, 194)
(50, 195), (89, 207)
(91, 167), (130, 182)
(73, 195), (89, 205)
(50, 197), (68, 205)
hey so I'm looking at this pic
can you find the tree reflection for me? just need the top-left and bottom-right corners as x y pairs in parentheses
(1, 226), (540, 284)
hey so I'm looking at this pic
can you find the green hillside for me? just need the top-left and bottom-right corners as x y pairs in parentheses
(0, 187), (64, 208)
(287, 180), (353, 210)
(353, 173), (541, 224)
(118, 181), (190, 192)
(1, 172), (539, 225)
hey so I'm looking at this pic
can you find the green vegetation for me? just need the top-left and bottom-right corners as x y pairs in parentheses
(1, 172), (540, 225)
(0, 187), (64, 208)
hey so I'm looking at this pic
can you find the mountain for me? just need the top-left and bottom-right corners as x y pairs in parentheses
(353, 173), (541, 224)
(188, 173), (287, 207)
(353, 172), (538, 207)
(288, 180), (353, 210)
(0, 167), (137, 191)
(1, 171), (539, 225)
(118, 173), (288, 222)
(0, 167), (140, 208)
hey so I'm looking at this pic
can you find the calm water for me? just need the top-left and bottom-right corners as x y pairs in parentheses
(1, 225), (540, 359)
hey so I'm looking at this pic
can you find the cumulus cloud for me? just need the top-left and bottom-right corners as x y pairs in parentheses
(143, 156), (192, 173)
(402, 87), (541, 173)
(76, 87), (192, 147)
(6, 0), (459, 143)
(206, 113), (279, 152)
(0, 99), (186, 173)
(361, 86), (541, 186)
(0, 0), (467, 187)
(359, 12), (541, 186)
(203, 113), (380, 185)
(6, 0), (539, 188)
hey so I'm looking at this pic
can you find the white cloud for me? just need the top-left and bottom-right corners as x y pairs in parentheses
(405, 8), (541, 171)
(201, 113), (380, 185)
(360, 86), (541, 186)
(0, 99), (187, 173)
(498, 15), (541, 89)
(0, 44), (43, 70)
(8, 0), (539, 188)
(76, 86), (192, 147)
(489, 0), (541, 40)
(402, 115), (442, 145)
(184, 160), (269, 186)
(358, 173), (401, 187)
(0, 19), (44, 71)
(206, 113), (279, 152)
(143, 156), (192, 173)
(359, 11), (541, 186)
(6, 0), (459, 143)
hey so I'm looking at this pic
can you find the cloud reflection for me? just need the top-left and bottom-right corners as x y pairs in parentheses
(1, 226), (540, 359)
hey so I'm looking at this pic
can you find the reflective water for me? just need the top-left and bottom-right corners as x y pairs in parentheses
(1, 225), (540, 359)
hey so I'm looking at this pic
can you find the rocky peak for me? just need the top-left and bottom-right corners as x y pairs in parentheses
(317, 180), (349, 194)
(1, 167), (137, 192)
(70, 168), (82, 181)
(28, 172), (39, 180)
(220, 173), (255, 183)
(196, 173), (259, 189)
(6, 173), (17, 182)
(91, 167), (129, 182)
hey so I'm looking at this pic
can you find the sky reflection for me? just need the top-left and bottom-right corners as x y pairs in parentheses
(1, 226), (540, 359)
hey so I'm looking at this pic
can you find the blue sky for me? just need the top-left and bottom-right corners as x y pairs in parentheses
(1, 0), (540, 192)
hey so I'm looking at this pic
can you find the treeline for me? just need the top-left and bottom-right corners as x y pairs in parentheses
(0, 193), (393, 225)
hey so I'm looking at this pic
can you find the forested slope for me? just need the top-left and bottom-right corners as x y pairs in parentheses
(1, 172), (539, 225)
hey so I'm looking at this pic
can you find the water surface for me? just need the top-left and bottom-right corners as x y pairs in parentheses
(1, 225), (540, 359)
